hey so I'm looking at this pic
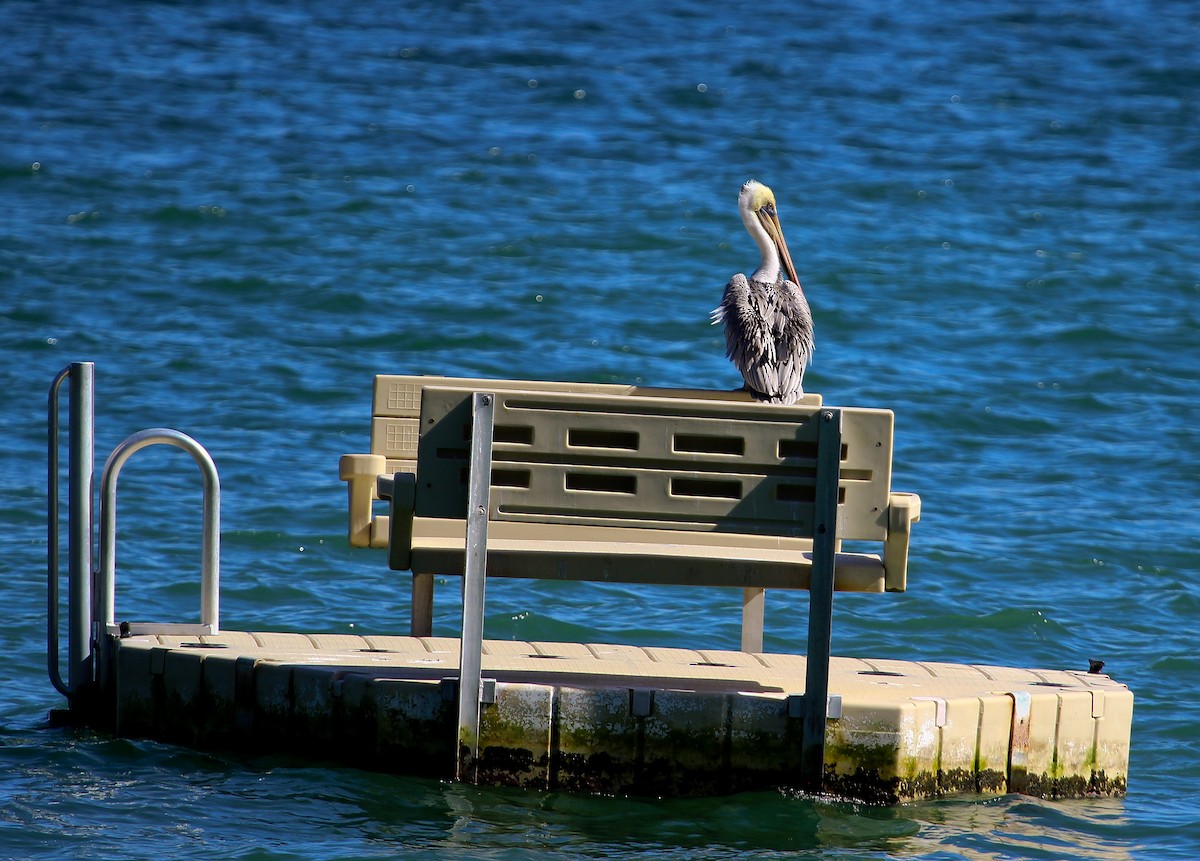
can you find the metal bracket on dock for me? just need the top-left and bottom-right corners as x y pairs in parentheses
(1007, 690), (1033, 793)
(912, 695), (948, 727)
(630, 689), (654, 717)
(788, 693), (842, 720)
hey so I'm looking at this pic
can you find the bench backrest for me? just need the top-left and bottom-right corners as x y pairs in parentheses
(410, 386), (895, 543)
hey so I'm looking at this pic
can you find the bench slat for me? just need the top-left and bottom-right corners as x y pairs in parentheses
(373, 374), (823, 419)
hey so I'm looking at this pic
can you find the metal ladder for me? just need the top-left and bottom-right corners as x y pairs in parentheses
(48, 362), (222, 706)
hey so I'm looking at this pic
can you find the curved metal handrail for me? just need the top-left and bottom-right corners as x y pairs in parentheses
(97, 428), (221, 635)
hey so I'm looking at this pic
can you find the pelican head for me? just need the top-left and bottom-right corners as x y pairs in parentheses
(738, 179), (801, 288)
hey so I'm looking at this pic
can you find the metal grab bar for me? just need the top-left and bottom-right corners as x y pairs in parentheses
(97, 428), (221, 635)
(47, 362), (94, 699)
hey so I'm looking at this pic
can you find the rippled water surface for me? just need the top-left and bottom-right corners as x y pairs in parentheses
(3, 1), (1198, 858)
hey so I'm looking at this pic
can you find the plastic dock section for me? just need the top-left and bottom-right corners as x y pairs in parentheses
(47, 364), (1134, 803)
(112, 632), (1131, 802)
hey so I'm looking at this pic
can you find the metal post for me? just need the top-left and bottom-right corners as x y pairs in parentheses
(69, 364), (96, 698)
(800, 408), (842, 793)
(456, 392), (494, 782)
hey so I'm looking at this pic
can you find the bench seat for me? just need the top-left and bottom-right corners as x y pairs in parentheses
(403, 517), (890, 592)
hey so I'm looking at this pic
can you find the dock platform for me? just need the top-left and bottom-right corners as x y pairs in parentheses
(109, 631), (1132, 803)
(47, 364), (1135, 804)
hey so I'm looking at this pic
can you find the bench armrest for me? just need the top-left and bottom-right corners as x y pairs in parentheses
(883, 491), (922, 592)
(377, 472), (417, 571)
(339, 454), (387, 548)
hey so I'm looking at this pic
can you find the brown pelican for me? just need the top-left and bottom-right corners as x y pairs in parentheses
(711, 179), (813, 405)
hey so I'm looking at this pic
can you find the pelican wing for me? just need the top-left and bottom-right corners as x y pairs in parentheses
(771, 279), (814, 402)
(713, 275), (813, 404)
(713, 272), (779, 397)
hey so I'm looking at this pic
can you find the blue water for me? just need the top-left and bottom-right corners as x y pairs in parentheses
(3, 0), (1198, 857)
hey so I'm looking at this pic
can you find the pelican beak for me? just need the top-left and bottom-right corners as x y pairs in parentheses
(757, 206), (801, 287)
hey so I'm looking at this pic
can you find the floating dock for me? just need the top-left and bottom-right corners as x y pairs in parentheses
(47, 363), (1134, 803)
(107, 631), (1131, 803)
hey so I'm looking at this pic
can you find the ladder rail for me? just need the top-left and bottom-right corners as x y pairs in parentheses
(47, 362), (95, 699)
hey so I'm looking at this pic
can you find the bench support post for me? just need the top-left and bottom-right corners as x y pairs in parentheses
(741, 588), (765, 653)
(456, 392), (495, 783)
(411, 572), (434, 637)
(800, 408), (842, 793)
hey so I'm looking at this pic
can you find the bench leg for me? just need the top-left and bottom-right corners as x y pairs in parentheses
(800, 408), (842, 794)
(741, 587), (765, 653)
(457, 392), (495, 783)
(411, 572), (434, 637)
